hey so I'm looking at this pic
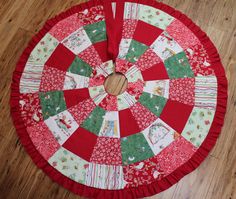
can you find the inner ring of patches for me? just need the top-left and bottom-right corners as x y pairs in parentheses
(14, 0), (225, 196)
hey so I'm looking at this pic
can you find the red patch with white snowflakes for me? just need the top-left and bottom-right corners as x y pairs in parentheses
(68, 98), (96, 125)
(122, 19), (138, 39)
(130, 102), (158, 131)
(136, 48), (162, 71)
(169, 78), (195, 105)
(40, 66), (66, 92)
(90, 137), (122, 165)
(78, 45), (103, 68)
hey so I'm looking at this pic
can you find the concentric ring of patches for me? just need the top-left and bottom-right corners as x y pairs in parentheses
(19, 2), (217, 190)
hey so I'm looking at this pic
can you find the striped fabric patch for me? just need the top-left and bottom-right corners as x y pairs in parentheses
(20, 63), (44, 93)
(85, 164), (125, 189)
(195, 76), (217, 109)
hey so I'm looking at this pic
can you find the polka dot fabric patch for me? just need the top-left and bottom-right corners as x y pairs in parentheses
(11, 0), (227, 198)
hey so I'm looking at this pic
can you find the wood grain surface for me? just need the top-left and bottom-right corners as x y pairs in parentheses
(0, 0), (235, 198)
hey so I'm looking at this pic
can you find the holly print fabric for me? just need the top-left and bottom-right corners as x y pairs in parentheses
(12, 1), (227, 198)
(90, 137), (122, 165)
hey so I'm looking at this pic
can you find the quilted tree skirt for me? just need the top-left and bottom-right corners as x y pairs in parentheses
(10, 0), (228, 198)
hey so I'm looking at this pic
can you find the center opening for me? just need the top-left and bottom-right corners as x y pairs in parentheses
(104, 72), (128, 96)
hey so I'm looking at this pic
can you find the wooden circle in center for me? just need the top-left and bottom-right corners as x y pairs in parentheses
(104, 73), (128, 96)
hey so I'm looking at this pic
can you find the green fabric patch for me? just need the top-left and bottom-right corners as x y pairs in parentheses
(121, 133), (154, 165)
(84, 21), (107, 43)
(164, 51), (194, 79)
(68, 57), (93, 77)
(126, 40), (148, 63)
(139, 92), (167, 117)
(81, 106), (106, 135)
(39, 91), (67, 120)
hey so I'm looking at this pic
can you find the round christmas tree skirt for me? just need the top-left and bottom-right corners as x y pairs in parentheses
(11, 0), (228, 198)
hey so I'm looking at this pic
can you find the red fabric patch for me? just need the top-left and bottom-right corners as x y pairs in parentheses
(119, 108), (140, 137)
(122, 19), (138, 38)
(78, 5), (105, 26)
(130, 102), (158, 131)
(166, 19), (199, 50)
(133, 20), (163, 46)
(99, 95), (118, 111)
(123, 156), (164, 188)
(64, 88), (90, 108)
(115, 58), (133, 74)
(39, 66), (66, 92)
(89, 74), (106, 87)
(155, 136), (197, 176)
(136, 48), (162, 71)
(19, 93), (43, 126)
(141, 62), (169, 81)
(45, 44), (75, 71)
(160, 100), (193, 133)
(93, 41), (111, 62)
(169, 78), (195, 105)
(27, 122), (60, 160)
(127, 80), (144, 100)
(185, 44), (215, 76)
(49, 14), (82, 41)
(63, 127), (98, 161)
(123, 136), (197, 187)
(90, 137), (122, 165)
(78, 46), (103, 68)
(68, 98), (96, 125)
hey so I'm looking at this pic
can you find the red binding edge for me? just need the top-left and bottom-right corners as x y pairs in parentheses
(10, 0), (228, 198)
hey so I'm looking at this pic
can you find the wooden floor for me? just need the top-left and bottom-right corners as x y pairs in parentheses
(0, 0), (235, 198)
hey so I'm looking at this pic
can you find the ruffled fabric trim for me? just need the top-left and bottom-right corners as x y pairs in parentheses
(10, 0), (228, 198)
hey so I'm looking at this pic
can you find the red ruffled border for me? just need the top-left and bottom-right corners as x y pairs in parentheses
(10, 0), (228, 198)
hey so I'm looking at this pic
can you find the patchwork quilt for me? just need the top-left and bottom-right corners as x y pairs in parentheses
(11, 0), (227, 198)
